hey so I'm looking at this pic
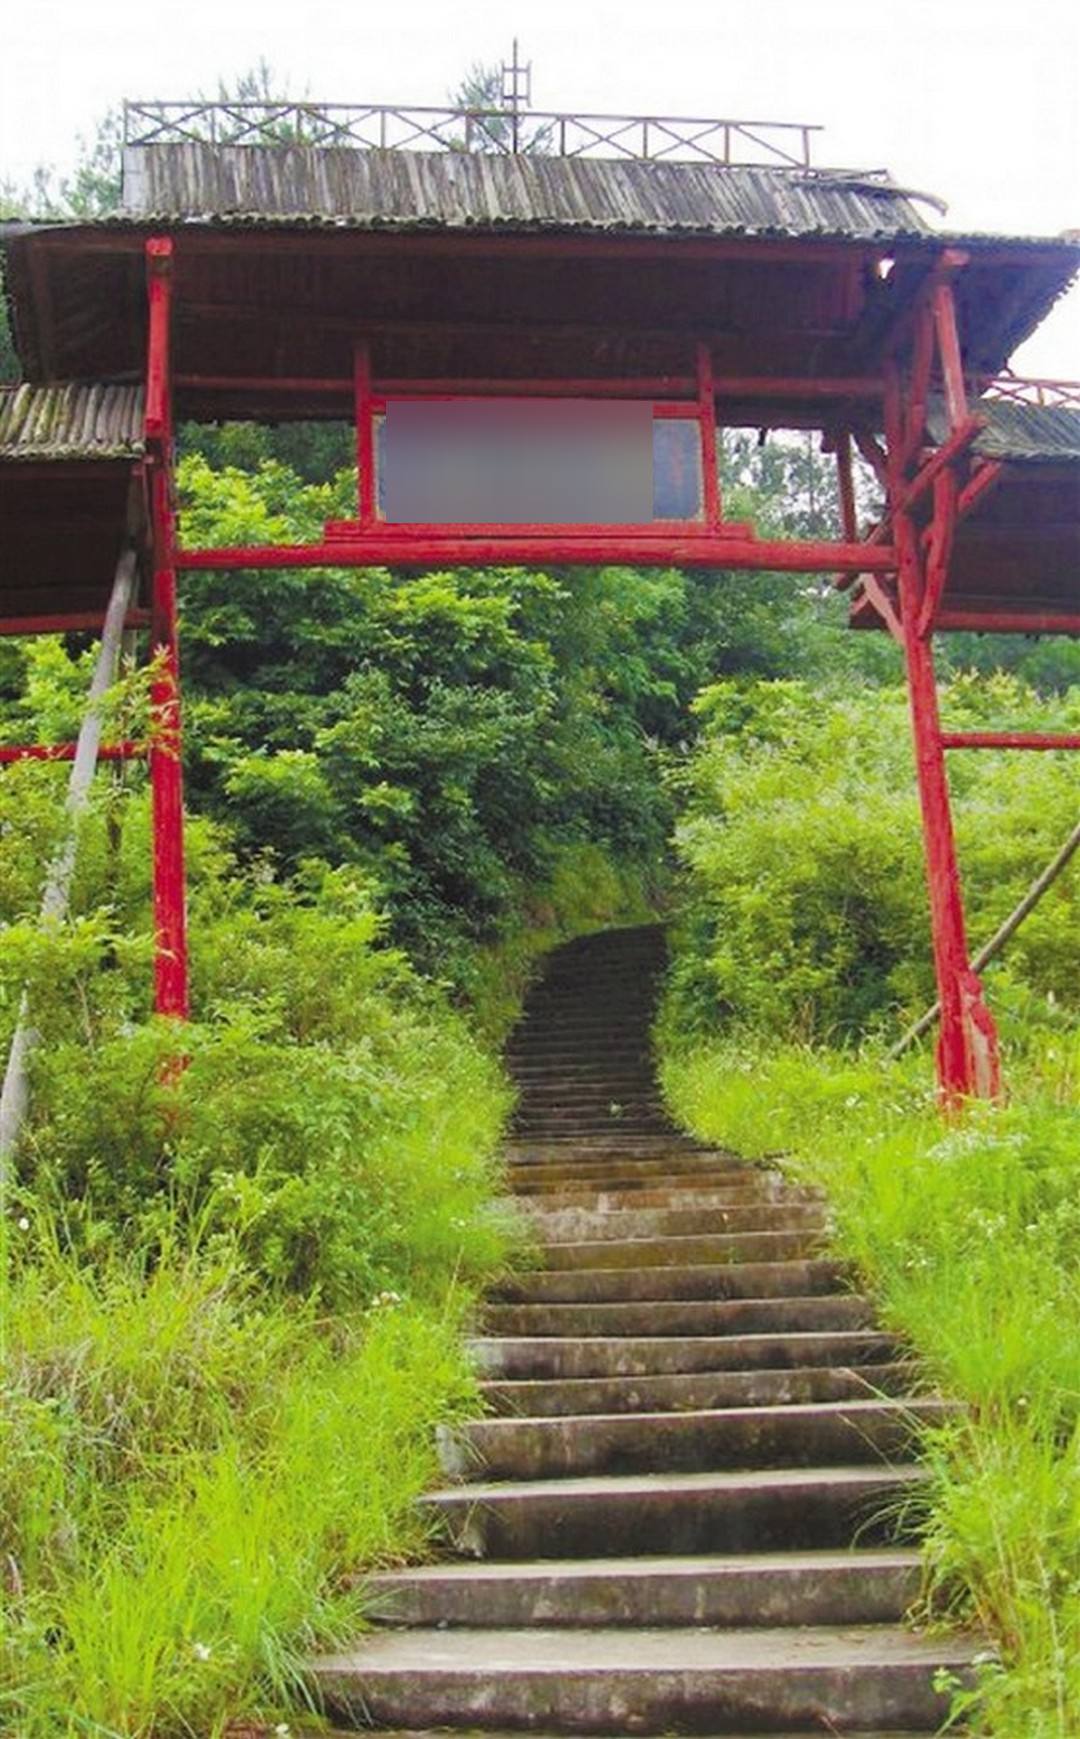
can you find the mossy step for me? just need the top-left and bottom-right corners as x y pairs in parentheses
(438, 1399), (952, 1482)
(481, 1292), (875, 1340)
(311, 1622), (973, 1733)
(492, 1257), (848, 1305)
(364, 1547), (923, 1629)
(468, 1329), (903, 1382)
(480, 1358), (915, 1417)
(421, 1464), (924, 1558)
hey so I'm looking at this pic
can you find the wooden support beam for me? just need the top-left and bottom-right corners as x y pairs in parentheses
(175, 533), (899, 574)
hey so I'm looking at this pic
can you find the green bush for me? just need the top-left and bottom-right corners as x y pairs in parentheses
(667, 674), (1080, 1043)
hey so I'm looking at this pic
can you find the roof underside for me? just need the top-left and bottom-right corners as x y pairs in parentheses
(4, 145), (1077, 408)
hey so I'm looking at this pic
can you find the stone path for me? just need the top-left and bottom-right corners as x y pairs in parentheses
(313, 926), (978, 1734)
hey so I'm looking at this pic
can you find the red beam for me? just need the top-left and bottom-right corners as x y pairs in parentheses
(0, 611), (151, 638)
(697, 342), (721, 528)
(145, 238), (174, 448)
(935, 608), (1080, 636)
(175, 534), (899, 574)
(940, 731), (1080, 751)
(0, 741), (144, 764)
(892, 414), (984, 520)
(176, 371), (884, 403)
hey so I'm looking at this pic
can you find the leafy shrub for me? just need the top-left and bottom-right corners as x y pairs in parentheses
(667, 675), (1080, 1043)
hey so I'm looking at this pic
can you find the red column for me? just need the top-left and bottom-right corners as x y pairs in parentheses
(895, 511), (1000, 1104)
(146, 239), (189, 1019)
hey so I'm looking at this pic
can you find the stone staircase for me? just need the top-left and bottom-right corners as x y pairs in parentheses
(313, 926), (978, 1734)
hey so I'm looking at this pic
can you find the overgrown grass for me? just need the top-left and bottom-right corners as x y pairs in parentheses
(0, 766), (520, 1735)
(660, 1022), (1080, 1737)
(2, 1236), (483, 1736)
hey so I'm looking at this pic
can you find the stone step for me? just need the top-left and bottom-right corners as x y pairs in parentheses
(481, 1292), (875, 1340)
(311, 1623), (973, 1733)
(364, 1547), (923, 1629)
(469, 1329), (904, 1382)
(315, 1729), (918, 1739)
(422, 1464), (923, 1559)
(439, 1399), (949, 1482)
(533, 1230), (828, 1271)
(512, 1178), (812, 1211)
(529, 1202), (827, 1243)
(481, 1360), (916, 1417)
(509, 1176), (768, 1202)
(505, 1139), (723, 1160)
(494, 1257), (848, 1306)
(514, 1122), (678, 1140)
(507, 1161), (754, 1190)
(514, 1121), (678, 1139)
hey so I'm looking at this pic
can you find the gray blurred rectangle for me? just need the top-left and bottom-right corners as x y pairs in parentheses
(381, 399), (654, 525)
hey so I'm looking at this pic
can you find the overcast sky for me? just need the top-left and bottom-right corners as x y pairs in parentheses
(3, 0), (1078, 373)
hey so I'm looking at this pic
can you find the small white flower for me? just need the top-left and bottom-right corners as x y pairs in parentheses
(17, 1217), (30, 1231)
(274, 1725), (292, 1737)
(191, 1641), (212, 1661)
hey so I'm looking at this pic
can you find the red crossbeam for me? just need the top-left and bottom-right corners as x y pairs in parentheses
(0, 742), (145, 764)
(0, 611), (152, 638)
(176, 535), (898, 574)
(940, 731), (1080, 751)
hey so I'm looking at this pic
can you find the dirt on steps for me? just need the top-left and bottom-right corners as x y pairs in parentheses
(311, 925), (982, 1734)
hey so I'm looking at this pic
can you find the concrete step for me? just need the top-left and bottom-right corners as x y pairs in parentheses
(481, 1292), (875, 1339)
(481, 1360), (916, 1417)
(311, 1623), (973, 1733)
(513, 1178), (814, 1211)
(533, 1230), (828, 1271)
(511, 1175), (779, 1203)
(508, 1163), (758, 1190)
(493, 1257), (848, 1306)
(422, 1464), (924, 1558)
(314, 1730), (919, 1739)
(505, 1139), (724, 1160)
(438, 1399), (950, 1482)
(468, 1328), (904, 1381)
(529, 1202), (827, 1243)
(364, 1547), (923, 1629)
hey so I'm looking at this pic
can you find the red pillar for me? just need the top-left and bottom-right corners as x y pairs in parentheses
(146, 239), (189, 1019)
(895, 511), (1000, 1104)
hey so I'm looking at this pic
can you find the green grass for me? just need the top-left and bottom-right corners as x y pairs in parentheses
(660, 1025), (1080, 1736)
(2, 1237), (491, 1737)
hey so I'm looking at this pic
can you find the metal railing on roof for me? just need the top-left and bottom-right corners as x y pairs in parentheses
(985, 370), (1080, 410)
(122, 100), (820, 168)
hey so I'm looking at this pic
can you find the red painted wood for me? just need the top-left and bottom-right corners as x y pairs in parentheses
(355, 340), (376, 528)
(835, 431), (858, 542)
(941, 732), (1080, 751)
(894, 508), (1000, 1105)
(917, 467), (959, 638)
(144, 239), (174, 448)
(935, 608), (1080, 636)
(0, 742), (144, 764)
(175, 534), (898, 573)
(145, 239), (189, 1022)
(933, 280), (969, 432)
(697, 343), (722, 528)
(0, 611), (152, 638)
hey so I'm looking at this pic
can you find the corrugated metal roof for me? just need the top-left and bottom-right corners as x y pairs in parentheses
(119, 142), (935, 239)
(973, 398), (1080, 462)
(0, 382), (144, 460)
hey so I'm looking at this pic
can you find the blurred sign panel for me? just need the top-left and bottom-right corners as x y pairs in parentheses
(380, 400), (702, 525)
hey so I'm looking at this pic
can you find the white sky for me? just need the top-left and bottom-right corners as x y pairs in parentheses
(3, 0), (1078, 373)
